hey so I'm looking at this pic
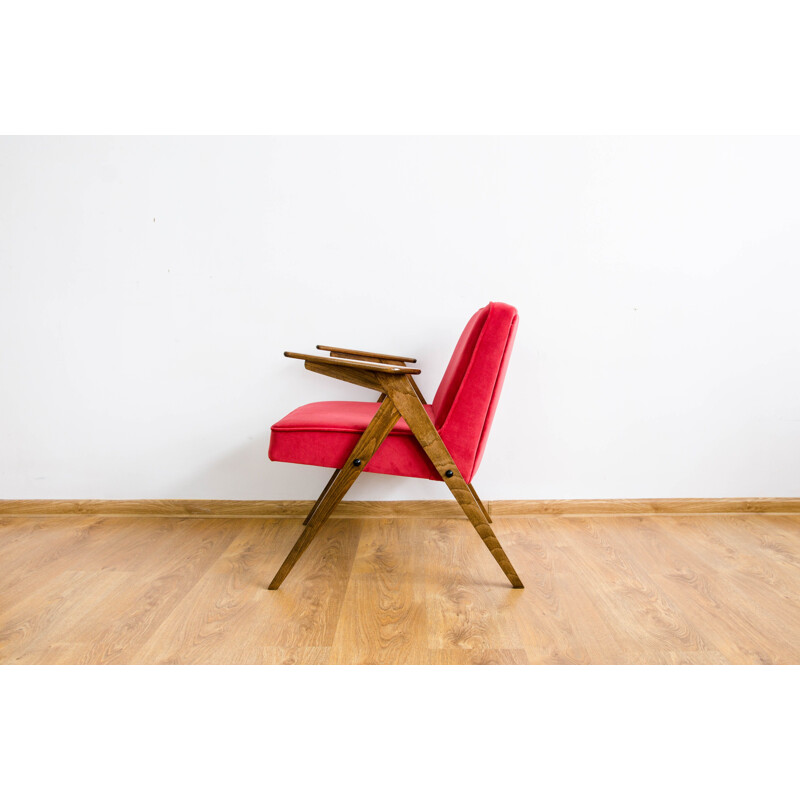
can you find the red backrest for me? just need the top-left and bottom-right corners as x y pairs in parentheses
(432, 302), (519, 482)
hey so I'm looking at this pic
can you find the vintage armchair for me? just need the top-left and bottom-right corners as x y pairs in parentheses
(267, 301), (523, 589)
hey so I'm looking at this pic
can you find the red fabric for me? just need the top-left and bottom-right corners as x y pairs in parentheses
(269, 401), (441, 480)
(435, 302), (519, 480)
(268, 302), (518, 483)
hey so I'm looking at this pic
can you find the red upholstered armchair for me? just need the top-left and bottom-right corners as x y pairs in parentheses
(267, 302), (523, 589)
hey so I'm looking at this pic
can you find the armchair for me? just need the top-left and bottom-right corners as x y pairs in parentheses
(267, 302), (523, 589)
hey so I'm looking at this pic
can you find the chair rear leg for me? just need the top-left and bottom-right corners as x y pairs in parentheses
(303, 469), (340, 525)
(268, 398), (401, 589)
(446, 482), (522, 587)
(381, 374), (523, 588)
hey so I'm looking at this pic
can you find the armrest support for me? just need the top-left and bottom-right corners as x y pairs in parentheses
(316, 345), (417, 364)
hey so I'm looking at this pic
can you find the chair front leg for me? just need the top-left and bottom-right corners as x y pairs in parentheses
(268, 397), (401, 589)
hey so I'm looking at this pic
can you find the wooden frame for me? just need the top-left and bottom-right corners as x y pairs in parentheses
(268, 351), (523, 590)
(315, 345), (417, 363)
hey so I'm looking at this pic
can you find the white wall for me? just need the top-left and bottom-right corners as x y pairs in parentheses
(1, 137), (798, 500)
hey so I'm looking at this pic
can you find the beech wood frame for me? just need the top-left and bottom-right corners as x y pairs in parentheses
(268, 349), (523, 590)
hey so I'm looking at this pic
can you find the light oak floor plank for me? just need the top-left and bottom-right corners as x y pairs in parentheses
(551, 515), (723, 662)
(131, 517), (287, 664)
(424, 517), (525, 653)
(499, 517), (634, 664)
(62, 518), (237, 665)
(631, 516), (800, 663)
(1, 512), (798, 664)
(329, 518), (428, 665)
(428, 648), (528, 665)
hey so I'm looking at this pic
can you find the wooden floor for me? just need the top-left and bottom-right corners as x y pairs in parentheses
(1, 512), (799, 664)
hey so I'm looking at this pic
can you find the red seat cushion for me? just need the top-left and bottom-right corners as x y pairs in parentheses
(268, 401), (441, 481)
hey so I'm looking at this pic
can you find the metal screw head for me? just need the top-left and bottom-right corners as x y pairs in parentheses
(445, 469), (454, 478)
(353, 458), (362, 467)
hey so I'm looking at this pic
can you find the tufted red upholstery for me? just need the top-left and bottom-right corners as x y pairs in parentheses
(268, 302), (518, 483)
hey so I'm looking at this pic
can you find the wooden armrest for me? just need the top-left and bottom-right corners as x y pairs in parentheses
(284, 352), (421, 375)
(316, 345), (417, 364)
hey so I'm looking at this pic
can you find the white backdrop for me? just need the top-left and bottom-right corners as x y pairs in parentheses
(1, 137), (798, 500)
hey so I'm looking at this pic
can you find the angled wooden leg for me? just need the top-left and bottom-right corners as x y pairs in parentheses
(467, 482), (492, 523)
(381, 374), (523, 588)
(268, 397), (401, 589)
(303, 469), (340, 525)
(448, 483), (521, 586)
